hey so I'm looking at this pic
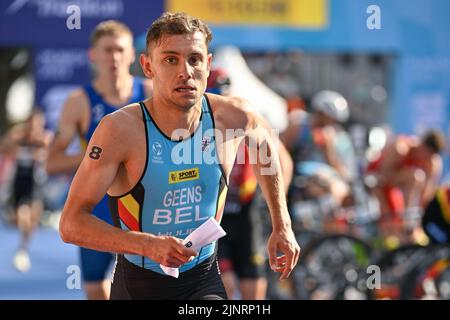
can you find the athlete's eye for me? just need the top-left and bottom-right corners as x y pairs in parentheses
(189, 55), (202, 66)
(165, 57), (178, 64)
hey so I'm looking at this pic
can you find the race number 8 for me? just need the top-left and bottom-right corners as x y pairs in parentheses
(89, 146), (103, 160)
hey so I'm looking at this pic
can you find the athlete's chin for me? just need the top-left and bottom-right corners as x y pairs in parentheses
(109, 67), (128, 79)
(108, 70), (120, 80)
(173, 95), (201, 110)
(178, 102), (197, 110)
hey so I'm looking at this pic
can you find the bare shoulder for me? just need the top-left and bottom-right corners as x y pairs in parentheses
(59, 88), (90, 122)
(95, 102), (143, 140)
(64, 88), (89, 111)
(80, 103), (143, 170)
(206, 93), (257, 131)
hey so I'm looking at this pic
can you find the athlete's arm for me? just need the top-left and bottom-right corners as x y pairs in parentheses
(0, 124), (24, 155)
(59, 111), (197, 268)
(216, 97), (300, 280)
(375, 138), (406, 185)
(277, 132), (294, 193)
(45, 90), (87, 175)
(248, 113), (299, 281)
(258, 118), (293, 193)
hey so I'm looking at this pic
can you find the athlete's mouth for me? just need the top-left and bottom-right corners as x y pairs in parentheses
(175, 85), (196, 92)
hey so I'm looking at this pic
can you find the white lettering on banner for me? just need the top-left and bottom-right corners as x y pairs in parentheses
(7, 0), (123, 18)
(37, 49), (87, 81)
(41, 85), (78, 131)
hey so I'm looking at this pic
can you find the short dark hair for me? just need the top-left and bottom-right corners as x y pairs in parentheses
(421, 129), (445, 154)
(145, 12), (212, 53)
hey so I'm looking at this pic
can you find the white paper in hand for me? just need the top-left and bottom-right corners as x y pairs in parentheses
(160, 217), (226, 278)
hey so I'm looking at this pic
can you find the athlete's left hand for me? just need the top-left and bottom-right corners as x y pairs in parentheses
(267, 227), (301, 281)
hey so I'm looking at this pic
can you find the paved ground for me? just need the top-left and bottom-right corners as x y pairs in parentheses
(0, 219), (85, 300)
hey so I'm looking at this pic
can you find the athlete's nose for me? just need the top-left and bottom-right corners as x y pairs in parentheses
(112, 49), (121, 61)
(177, 61), (193, 80)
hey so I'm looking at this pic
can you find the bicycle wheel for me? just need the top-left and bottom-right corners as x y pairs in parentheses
(400, 244), (450, 299)
(291, 233), (372, 300)
(367, 244), (428, 300)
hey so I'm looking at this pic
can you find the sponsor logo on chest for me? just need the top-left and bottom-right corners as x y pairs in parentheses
(169, 168), (199, 184)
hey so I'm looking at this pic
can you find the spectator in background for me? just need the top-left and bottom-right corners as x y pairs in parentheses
(281, 90), (356, 206)
(0, 109), (52, 272)
(366, 130), (444, 222)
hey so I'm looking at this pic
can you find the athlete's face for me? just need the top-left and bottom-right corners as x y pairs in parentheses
(140, 31), (212, 110)
(89, 35), (135, 79)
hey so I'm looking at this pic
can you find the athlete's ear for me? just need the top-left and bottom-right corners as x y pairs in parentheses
(206, 53), (213, 77)
(130, 47), (136, 65)
(140, 53), (153, 79)
(88, 47), (96, 64)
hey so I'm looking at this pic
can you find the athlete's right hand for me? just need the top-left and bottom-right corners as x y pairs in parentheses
(142, 235), (198, 268)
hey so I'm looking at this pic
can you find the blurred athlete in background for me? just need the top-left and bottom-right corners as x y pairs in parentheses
(0, 109), (52, 272)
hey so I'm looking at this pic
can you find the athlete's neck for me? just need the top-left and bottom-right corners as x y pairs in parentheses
(93, 73), (134, 106)
(147, 99), (202, 140)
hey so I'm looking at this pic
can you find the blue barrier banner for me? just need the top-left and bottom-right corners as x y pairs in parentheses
(0, 0), (164, 127)
(0, 0), (164, 47)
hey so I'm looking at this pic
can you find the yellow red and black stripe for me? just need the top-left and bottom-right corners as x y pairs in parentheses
(436, 187), (450, 225)
(239, 174), (257, 203)
(109, 183), (145, 232)
(238, 146), (257, 203)
(79, 137), (88, 151)
(214, 175), (228, 223)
